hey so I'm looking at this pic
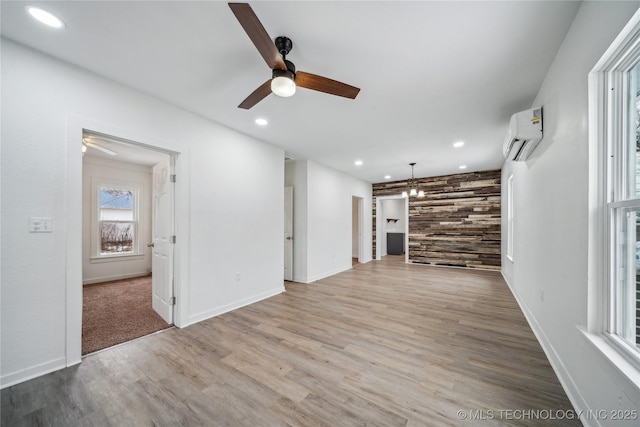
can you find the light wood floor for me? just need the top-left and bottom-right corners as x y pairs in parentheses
(1, 256), (578, 426)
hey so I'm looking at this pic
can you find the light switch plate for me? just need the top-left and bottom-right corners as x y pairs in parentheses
(30, 217), (53, 233)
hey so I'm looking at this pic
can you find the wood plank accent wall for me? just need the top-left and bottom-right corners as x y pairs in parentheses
(372, 169), (501, 270)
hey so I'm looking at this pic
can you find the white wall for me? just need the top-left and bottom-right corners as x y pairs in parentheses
(501, 2), (640, 424)
(307, 160), (372, 281)
(383, 199), (405, 233)
(1, 39), (284, 388)
(82, 155), (153, 284)
(286, 159), (372, 283)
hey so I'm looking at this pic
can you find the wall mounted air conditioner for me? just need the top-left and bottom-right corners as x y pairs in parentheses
(503, 108), (543, 161)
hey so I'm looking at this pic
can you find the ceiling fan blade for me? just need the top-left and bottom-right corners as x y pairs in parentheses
(84, 141), (117, 156)
(238, 80), (272, 109)
(296, 71), (360, 99)
(228, 3), (286, 71)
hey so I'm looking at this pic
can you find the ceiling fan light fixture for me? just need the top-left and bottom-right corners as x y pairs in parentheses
(229, 5), (360, 109)
(271, 70), (296, 97)
(409, 188), (418, 197)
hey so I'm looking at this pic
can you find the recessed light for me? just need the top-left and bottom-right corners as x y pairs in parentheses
(255, 118), (268, 126)
(354, 160), (363, 166)
(453, 141), (465, 148)
(459, 165), (467, 169)
(27, 6), (65, 29)
(384, 175), (391, 180)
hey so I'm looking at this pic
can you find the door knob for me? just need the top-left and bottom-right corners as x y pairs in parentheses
(147, 243), (155, 247)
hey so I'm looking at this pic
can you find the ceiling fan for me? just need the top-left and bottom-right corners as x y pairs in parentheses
(228, 3), (361, 109)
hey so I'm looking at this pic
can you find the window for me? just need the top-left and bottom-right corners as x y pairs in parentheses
(609, 56), (640, 354)
(506, 174), (514, 262)
(609, 60), (640, 351)
(589, 12), (640, 378)
(99, 187), (135, 254)
(92, 181), (140, 259)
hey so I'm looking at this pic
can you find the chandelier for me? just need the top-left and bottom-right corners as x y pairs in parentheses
(401, 163), (424, 198)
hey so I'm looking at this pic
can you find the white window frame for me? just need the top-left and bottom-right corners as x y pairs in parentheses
(90, 178), (143, 261)
(506, 174), (514, 262)
(586, 10), (640, 389)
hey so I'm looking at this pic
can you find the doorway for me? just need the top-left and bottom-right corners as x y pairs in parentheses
(352, 196), (364, 265)
(81, 130), (176, 355)
(284, 186), (293, 281)
(375, 195), (409, 262)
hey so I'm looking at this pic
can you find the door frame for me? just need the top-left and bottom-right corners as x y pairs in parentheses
(66, 116), (182, 367)
(375, 195), (409, 263)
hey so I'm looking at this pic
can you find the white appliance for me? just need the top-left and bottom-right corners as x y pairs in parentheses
(503, 108), (543, 161)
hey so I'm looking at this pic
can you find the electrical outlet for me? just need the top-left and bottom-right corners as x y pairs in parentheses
(29, 217), (53, 233)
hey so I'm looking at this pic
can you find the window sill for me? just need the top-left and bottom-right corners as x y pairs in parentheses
(90, 253), (144, 263)
(579, 327), (640, 390)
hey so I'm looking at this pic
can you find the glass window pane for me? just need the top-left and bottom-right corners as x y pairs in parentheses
(628, 61), (640, 199)
(612, 206), (640, 349)
(99, 188), (134, 220)
(100, 221), (134, 254)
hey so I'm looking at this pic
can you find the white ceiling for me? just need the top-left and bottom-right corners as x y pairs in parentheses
(1, 1), (581, 182)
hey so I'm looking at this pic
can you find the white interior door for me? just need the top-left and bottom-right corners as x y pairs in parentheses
(152, 156), (174, 324)
(284, 186), (293, 281)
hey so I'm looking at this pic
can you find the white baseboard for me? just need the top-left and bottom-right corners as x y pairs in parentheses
(305, 265), (353, 283)
(291, 260), (371, 284)
(500, 272), (594, 426)
(1, 357), (66, 389)
(83, 271), (150, 285)
(186, 286), (284, 326)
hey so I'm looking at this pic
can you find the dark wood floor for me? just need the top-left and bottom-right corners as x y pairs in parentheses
(1, 255), (578, 426)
